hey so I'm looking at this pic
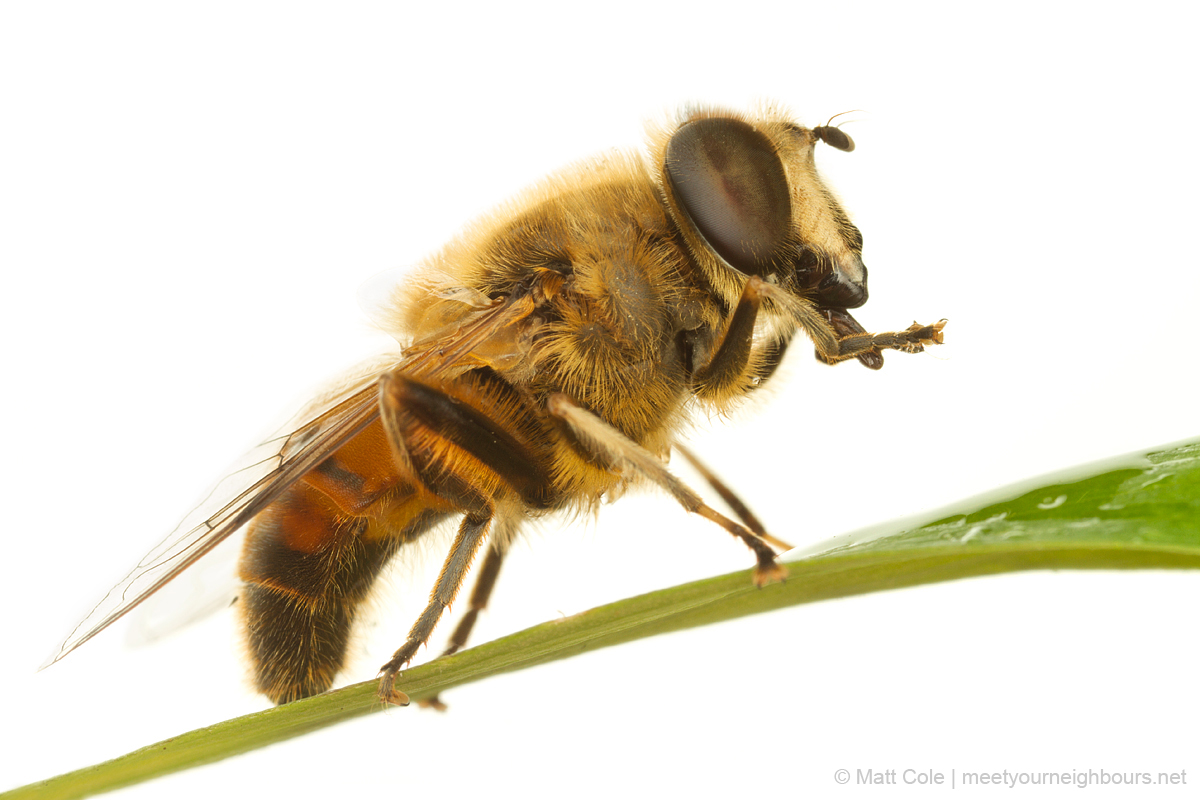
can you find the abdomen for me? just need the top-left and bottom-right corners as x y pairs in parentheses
(237, 417), (452, 704)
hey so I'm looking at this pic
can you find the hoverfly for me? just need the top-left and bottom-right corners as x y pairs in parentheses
(45, 104), (945, 706)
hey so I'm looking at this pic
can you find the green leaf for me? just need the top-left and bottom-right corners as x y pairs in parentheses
(9, 438), (1199, 800)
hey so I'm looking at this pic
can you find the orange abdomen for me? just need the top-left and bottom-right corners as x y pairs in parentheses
(237, 367), (559, 704)
(237, 419), (450, 704)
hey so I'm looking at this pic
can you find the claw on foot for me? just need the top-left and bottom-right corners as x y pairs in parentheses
(894, 319), (947, 353)
(378, 669), (411, 706)
(909, 319), (947, 346)
(753, 561), (788, 588)
(380, 688), (411, 707)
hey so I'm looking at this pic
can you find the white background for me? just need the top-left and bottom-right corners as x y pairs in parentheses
(2, 2), (1197, 798)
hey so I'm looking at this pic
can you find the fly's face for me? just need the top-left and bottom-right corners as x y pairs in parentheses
(657, 107), (879, 363)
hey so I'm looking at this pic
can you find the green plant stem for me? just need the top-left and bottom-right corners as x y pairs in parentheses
(7, 438), (1199, 800)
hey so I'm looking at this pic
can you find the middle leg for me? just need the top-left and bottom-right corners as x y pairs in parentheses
(416, 543), (506, 711)
(378, 509), (494, 705)
(547, 393), (785, 586)
(374, 367), (554, 704)
(673, 444), (792, 551)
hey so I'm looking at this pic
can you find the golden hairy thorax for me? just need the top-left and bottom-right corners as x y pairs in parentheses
(385, 154), (700, 505)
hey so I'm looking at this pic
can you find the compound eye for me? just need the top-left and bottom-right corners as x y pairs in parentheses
(813, 125), (855, 152)
(665, 117), (791, 275)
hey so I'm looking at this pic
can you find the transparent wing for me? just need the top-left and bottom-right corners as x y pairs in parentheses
(42, 368), (385, 669)
(126, 359), (395, 646)
(125, 529), (242, 647)
(43, 289), (538, 668)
